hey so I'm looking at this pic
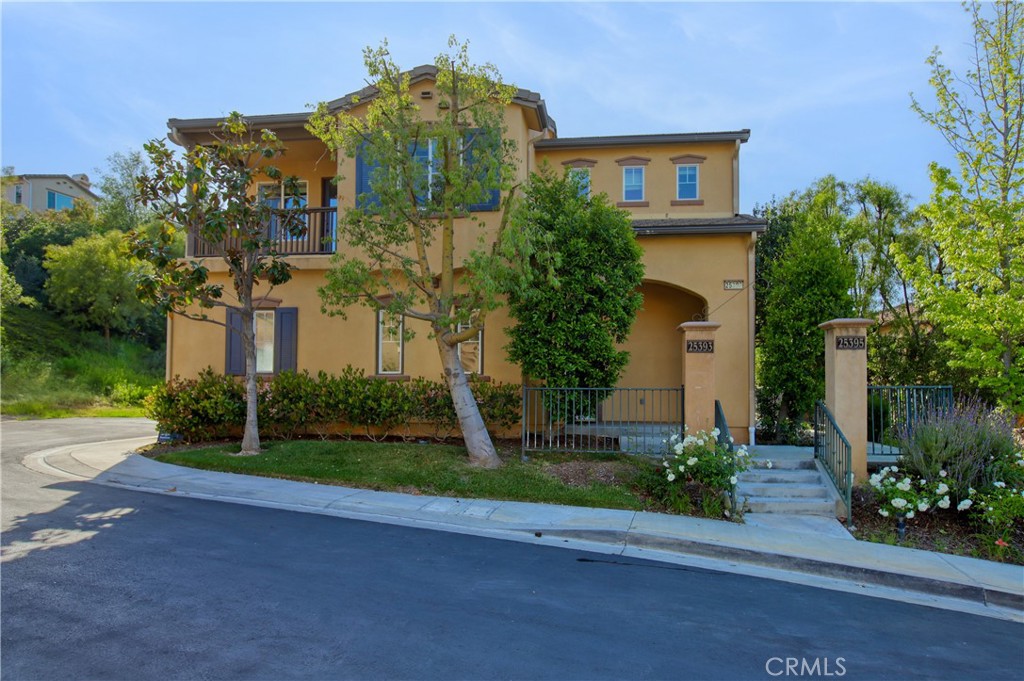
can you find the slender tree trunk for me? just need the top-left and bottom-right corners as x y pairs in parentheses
(436, 336), (500, 468)
(240, 306), (261, 455)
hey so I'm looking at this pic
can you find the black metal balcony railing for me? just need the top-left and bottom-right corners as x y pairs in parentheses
(188, 207), (338, 257)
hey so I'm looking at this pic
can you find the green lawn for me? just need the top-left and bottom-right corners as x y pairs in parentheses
(154, 440), (649, 510)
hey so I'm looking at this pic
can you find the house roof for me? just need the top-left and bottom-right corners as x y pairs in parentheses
(632, 215), (766, 236)
(168, 64), (555, 145)
(13, 174), (100, 201)
(535, 130), (751, 149)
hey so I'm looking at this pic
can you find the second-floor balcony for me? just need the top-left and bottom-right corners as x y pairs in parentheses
(188, 207), (338, 258)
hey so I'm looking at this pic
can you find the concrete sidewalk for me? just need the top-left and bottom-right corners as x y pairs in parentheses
(24, 436), (1024, 622)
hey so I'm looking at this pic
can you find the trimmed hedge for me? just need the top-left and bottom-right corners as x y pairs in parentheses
(147, 367), (521, 443)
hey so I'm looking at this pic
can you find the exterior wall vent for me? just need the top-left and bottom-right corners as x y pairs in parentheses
(420, 90), (433, 99)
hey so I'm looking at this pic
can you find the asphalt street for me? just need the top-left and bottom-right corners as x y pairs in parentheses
(2, 419), (1022, 680)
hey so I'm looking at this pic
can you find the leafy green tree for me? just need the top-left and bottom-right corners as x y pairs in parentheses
(504, 166), (644, 390)
(307, 38), (522, 468)
(757, 225), (855, 441)
(97, 150), (154, 233)
(130, 113), (307, 455)
(44, 231), (152, 342)
(753, 198), (799, 336)
(902, 0), (1024, 412)
(2, 200), (98, 301)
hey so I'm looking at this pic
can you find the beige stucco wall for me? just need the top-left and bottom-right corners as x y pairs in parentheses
(534, 142), (737, 218)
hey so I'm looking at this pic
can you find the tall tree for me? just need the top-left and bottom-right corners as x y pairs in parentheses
(130, 113), (307, 454)
(307, 38), (521, 468)
(96, 151), (153, 233)
(757, 225), (855, 441)
(904, 0), (1024, 411)
(504, 166), (644, 389)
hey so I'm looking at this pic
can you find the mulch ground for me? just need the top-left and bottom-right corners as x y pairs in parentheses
(850, 486), (1024, 565)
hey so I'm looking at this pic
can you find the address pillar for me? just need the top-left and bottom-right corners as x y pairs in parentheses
(678, 321), (720, 433)
(820, 318), (873, 482)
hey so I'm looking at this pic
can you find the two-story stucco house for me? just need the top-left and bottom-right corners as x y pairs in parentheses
(163, 65), (765, 444)
(3, 173), (99, 212)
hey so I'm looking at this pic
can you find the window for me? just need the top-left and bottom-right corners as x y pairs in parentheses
(377, 310), (404, 375)
(623, 167), (644, 202)
(46, 190), (74, 211)
(225, 307), (297, 375)
(258, 181), (308, 239)
(14, 185), (22, 205)
(676, 165), (699, 200)
(568, 168), (591, 198)
(411, 138), (443, 206)
(254, 311), (275, 373)
(457, 322), (482, 374)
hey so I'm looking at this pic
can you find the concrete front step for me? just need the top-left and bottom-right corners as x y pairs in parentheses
(741, 497), (837, 515)
(737, 469), (823, 484)
(735, 482), (829, 499)
(747, 457), (817, 470)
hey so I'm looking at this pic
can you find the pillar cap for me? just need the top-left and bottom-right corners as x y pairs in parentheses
(819, 318), (874, 331)
(677, 321), (722, 333)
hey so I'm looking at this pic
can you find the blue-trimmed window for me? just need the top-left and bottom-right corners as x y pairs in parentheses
(47, 190), (74, 211)
(677, 165), (699, 200)
(623, 167), (644, 202)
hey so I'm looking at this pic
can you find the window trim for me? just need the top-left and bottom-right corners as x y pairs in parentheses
(376, 310), (404, 376)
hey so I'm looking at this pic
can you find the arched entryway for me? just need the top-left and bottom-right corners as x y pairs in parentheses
(617, 280), (707, 390)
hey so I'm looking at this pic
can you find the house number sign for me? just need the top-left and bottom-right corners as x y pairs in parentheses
(686, 340), (715, 353)
(835, 336), (866, 351)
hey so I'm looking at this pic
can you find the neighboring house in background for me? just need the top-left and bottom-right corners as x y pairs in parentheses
(163, 65), (766, 444)
(3, 173), (100, 212)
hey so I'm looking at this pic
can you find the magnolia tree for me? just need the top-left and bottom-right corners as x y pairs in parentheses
(904, 0), (1024, 411)
(130, 113), (307, 454)
(306, 39), (522, 468)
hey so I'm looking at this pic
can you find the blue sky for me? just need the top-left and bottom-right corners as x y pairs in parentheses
(2, 1), (973, 212)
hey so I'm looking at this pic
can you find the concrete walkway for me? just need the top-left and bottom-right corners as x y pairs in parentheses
(22, 435), (1024, 622)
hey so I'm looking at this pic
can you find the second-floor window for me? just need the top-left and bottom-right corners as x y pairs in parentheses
(14, 185), (23, 204)
(623, 166), (644, 202)
(258, 181), (308, 239)
(568, 168), (591, 198)
(47, 190), (74, 211)
(677, 165), (699, 200)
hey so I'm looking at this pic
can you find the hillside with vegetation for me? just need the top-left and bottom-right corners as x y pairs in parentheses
(1, 154), (179, 417)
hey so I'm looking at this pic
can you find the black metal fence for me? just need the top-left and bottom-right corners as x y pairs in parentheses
(814, 400), (852, 526)
(521, 386), (684, 456)
(867, 385), (954, 457)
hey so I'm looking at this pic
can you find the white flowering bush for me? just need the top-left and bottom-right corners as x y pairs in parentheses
(658, 427), (751, 516)
(868, 466), (965, 519)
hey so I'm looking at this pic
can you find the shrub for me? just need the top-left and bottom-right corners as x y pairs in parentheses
(472, 378), (521, 434)
(895, 399), (1020, 499)
(146, 368), (244, 441)
(347, 375), (416, 441)
(409, 377), (459, 440)
(868, 465), (960, 519)
(257, 371), (320, 439)
(655, 428), (751, 518)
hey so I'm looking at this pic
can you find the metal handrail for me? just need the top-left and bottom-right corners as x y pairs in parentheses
(814, 400), (853, 527)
